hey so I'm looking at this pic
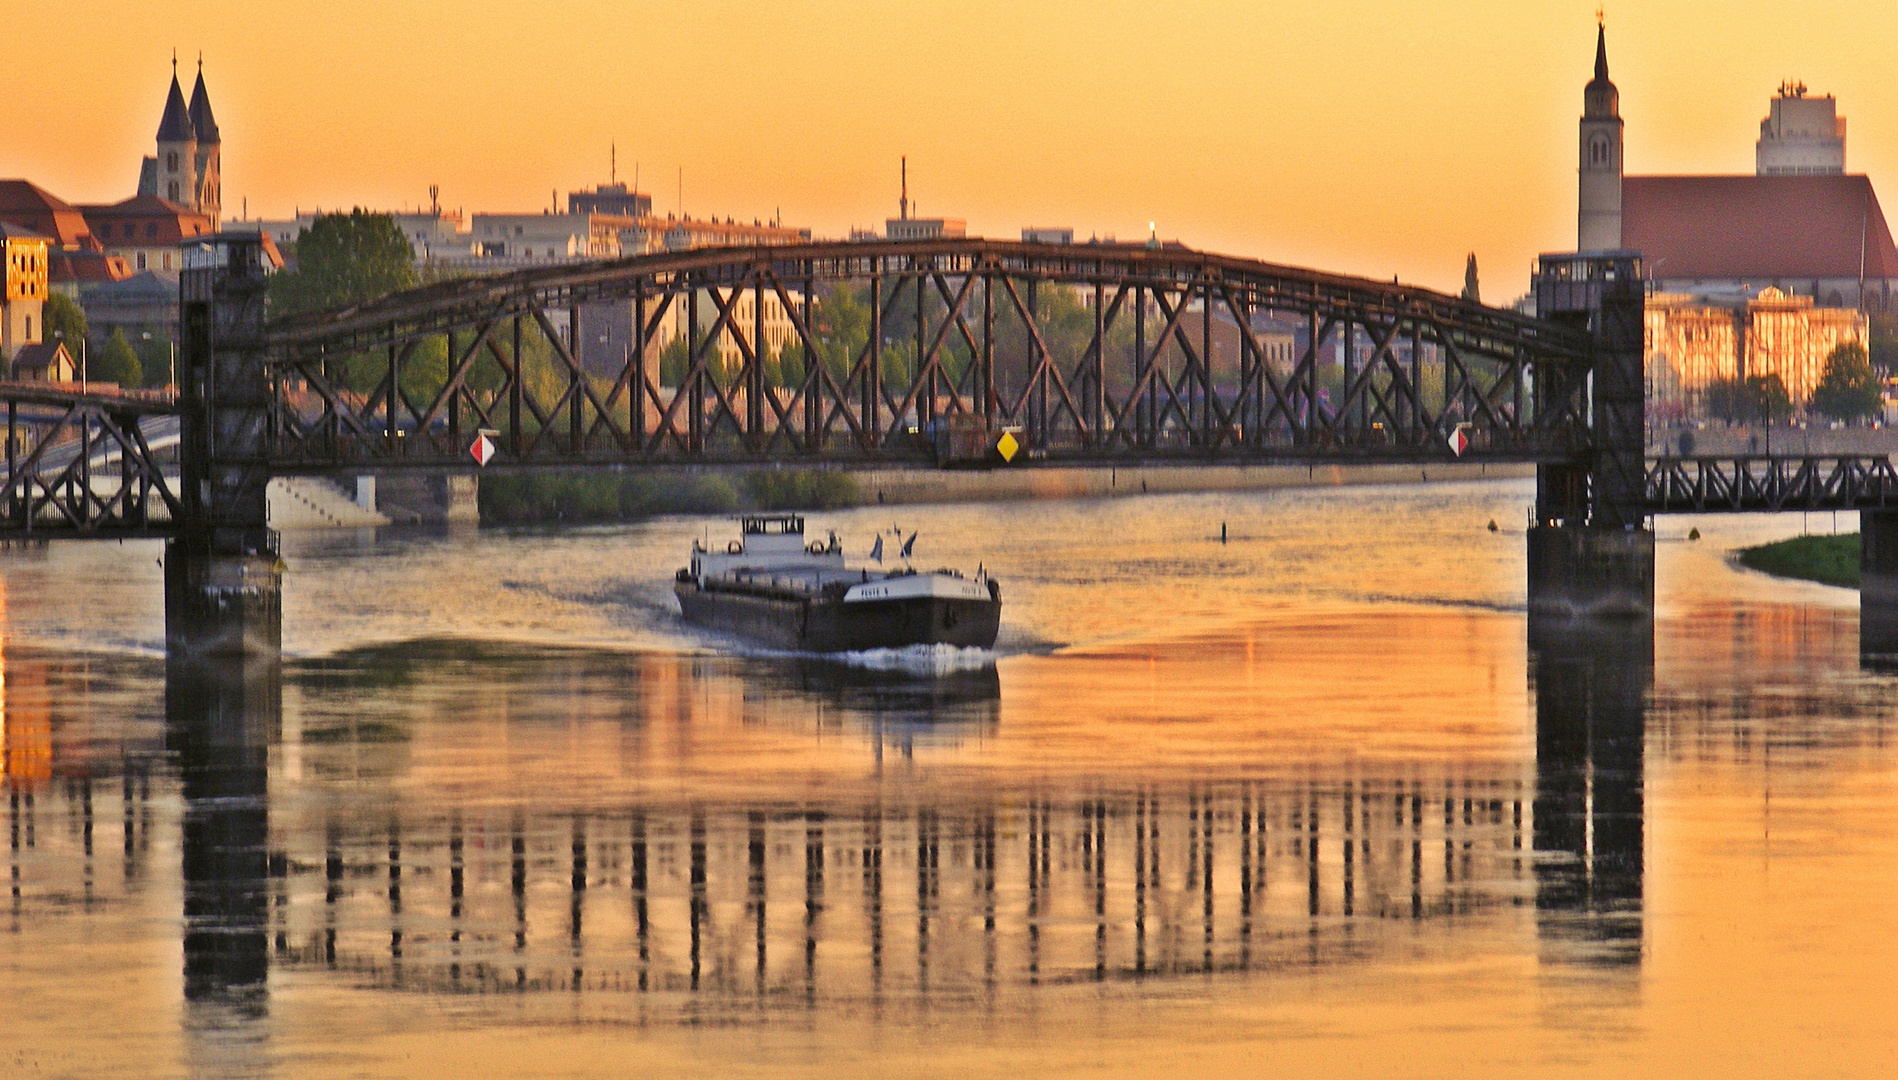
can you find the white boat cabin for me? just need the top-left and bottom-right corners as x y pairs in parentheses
(691, 514), (844, 580)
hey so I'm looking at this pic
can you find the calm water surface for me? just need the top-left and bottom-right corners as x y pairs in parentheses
(2, 479), (1895, 1078)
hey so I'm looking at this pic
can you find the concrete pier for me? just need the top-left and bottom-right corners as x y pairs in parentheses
(164, 547), (283, 657)
(1527, 524), (1655, 620)
(1861, 509), (1898, 662)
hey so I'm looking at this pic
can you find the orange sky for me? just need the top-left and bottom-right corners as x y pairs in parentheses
(10, 1), (1898, 297)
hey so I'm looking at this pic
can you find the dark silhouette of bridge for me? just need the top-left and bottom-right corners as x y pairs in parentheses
(4, 235), (1898, 652)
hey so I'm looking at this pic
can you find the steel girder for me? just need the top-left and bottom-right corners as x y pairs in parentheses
(257, 238), (1595, 472)
(1645, 455), (1898, 514)
(0, 386), (182, 538)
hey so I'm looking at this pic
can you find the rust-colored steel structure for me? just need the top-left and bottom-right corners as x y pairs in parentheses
(0, 382), (179, 537)
(1645, 454), (1898, 513)
(260, 239), (1597, 472)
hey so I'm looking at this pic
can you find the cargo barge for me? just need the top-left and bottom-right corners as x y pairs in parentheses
(675, 515), (1001, 652)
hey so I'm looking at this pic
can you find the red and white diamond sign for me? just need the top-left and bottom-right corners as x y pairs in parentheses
(1447, 427), (1469, 457)
(469, 432), (498, 466)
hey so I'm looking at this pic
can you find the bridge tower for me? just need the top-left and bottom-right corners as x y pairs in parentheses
(1528, 252), (1653, 619)
(168, 232), (281, 657)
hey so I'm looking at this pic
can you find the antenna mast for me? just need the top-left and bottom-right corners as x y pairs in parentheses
(900, 156), (909, 221)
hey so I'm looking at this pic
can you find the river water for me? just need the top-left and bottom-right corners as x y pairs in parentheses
(2, 478), (1894, 1078)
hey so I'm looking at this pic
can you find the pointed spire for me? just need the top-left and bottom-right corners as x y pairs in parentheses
(156, 62), (195, 143)
(1593, 22), (1609, 83)
(188, 61), (220, 145)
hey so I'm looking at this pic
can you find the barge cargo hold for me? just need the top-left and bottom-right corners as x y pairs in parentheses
(675, 514), (1002, 652)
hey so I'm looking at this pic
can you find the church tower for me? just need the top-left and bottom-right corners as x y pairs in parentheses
(152, 59), (199, 211)
(1578, 23), (1624, 251)
(187, 61), (222, 228)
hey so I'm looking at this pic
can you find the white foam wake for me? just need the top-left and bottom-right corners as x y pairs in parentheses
(831, 643), (1000, 674)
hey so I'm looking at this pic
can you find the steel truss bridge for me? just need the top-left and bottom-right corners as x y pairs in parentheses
(260, 238), (1596, 470)
(0, 238), (1895, 538)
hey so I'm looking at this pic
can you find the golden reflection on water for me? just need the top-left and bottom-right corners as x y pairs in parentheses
(2, 569), (1898, 1075)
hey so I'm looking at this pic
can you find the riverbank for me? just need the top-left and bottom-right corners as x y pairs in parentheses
(1736, 533), (1859, 588)
(478, 459), (1535, 524)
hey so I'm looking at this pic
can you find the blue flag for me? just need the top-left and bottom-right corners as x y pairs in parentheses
(900, 531), (917, 559)
(870, 535), (884, 562)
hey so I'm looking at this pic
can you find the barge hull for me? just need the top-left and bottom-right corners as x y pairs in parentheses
(676, 585), (1000, 652)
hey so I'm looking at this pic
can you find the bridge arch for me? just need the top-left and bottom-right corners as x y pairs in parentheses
(261, 238), (1594, 471)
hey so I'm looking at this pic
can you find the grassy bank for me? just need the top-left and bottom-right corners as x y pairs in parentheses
(1736, 533), (1859, 588)
(478, 469), (860, 526)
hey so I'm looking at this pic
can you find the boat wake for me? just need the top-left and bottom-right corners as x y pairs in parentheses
(830, 643), (1000, 674)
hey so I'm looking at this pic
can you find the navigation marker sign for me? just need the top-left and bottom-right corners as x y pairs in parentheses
(995, 430), (1020, 463)
(1447, 427), (1470, 458)
(470, 431), (499, 467)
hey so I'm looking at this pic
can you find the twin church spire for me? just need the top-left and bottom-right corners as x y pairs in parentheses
(139, 54), (221, 229)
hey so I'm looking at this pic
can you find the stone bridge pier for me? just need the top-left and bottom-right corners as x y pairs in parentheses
(1527, 253), (1655, 620)
(1860, 510), (1898, 661)
(167, 234), (282, 658)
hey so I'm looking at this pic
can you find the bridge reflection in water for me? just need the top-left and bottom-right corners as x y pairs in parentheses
(94, 629), (1645, 1016)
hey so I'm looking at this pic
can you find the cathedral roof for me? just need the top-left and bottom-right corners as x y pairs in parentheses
(157, 72), (195, 143)
(188, 69), (220, 145)
(1623, 174), (1898, 281)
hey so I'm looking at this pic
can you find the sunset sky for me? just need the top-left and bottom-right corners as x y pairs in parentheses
(11, 1), (1898, 297)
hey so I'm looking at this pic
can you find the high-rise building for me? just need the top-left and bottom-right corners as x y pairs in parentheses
(1757, 82), (1845, 176)
(137, 59), (222, 229)
(1577, 23), (1624, 253)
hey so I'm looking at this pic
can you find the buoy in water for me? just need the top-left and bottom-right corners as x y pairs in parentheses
(1487, 519), (1498, 533)
(1688, 527), (1701, 541)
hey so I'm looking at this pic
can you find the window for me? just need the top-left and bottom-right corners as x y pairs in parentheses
(25, 316), (31, 340)
(168, 182), (179, 201)
(147, 223), (157, 239)
(167, 152), (178, 170)
(137, 252), (146, 269)
(162, 252), (171, 270)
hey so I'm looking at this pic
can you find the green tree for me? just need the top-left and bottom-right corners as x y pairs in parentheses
(132, 330), (173, 387)
(91, 329), (142, 388)
(1705, 374), (1793, 424)
(1809, 341), (1883, 422)
(269, 209), (417, 318)
(42, 292), (87, 347)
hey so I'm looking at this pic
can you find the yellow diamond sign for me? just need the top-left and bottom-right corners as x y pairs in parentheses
(995, 430), (1020, 463)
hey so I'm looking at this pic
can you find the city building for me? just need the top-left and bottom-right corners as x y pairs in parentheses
(136, 59), (221, 229)
(1022, 227), (1074, 245)
(2, 222), (51, 361)
(881, 158), (965, 241)
(9, 342), (75, 382)
(1645, 289), (1866, 415)
(80, 271), (183, 356)
(1578, 27), (1898, 312)
(1757, 82), (1845, 176)
(0, 180), (133, 295)
(79, 195), (215, 273)
(240, 208), (469, 265)
(569, 182), (651, 217)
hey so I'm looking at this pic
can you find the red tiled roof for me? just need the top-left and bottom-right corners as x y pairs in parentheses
(48, 249), (132, 285)
(1622, 174), (1898, 280)
(0, 180), (95, 250)
(79, 195), (215, 245)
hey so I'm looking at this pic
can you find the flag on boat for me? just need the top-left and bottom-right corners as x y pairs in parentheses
(870, 535), (884, 562)
(900, 532), (917, 559)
